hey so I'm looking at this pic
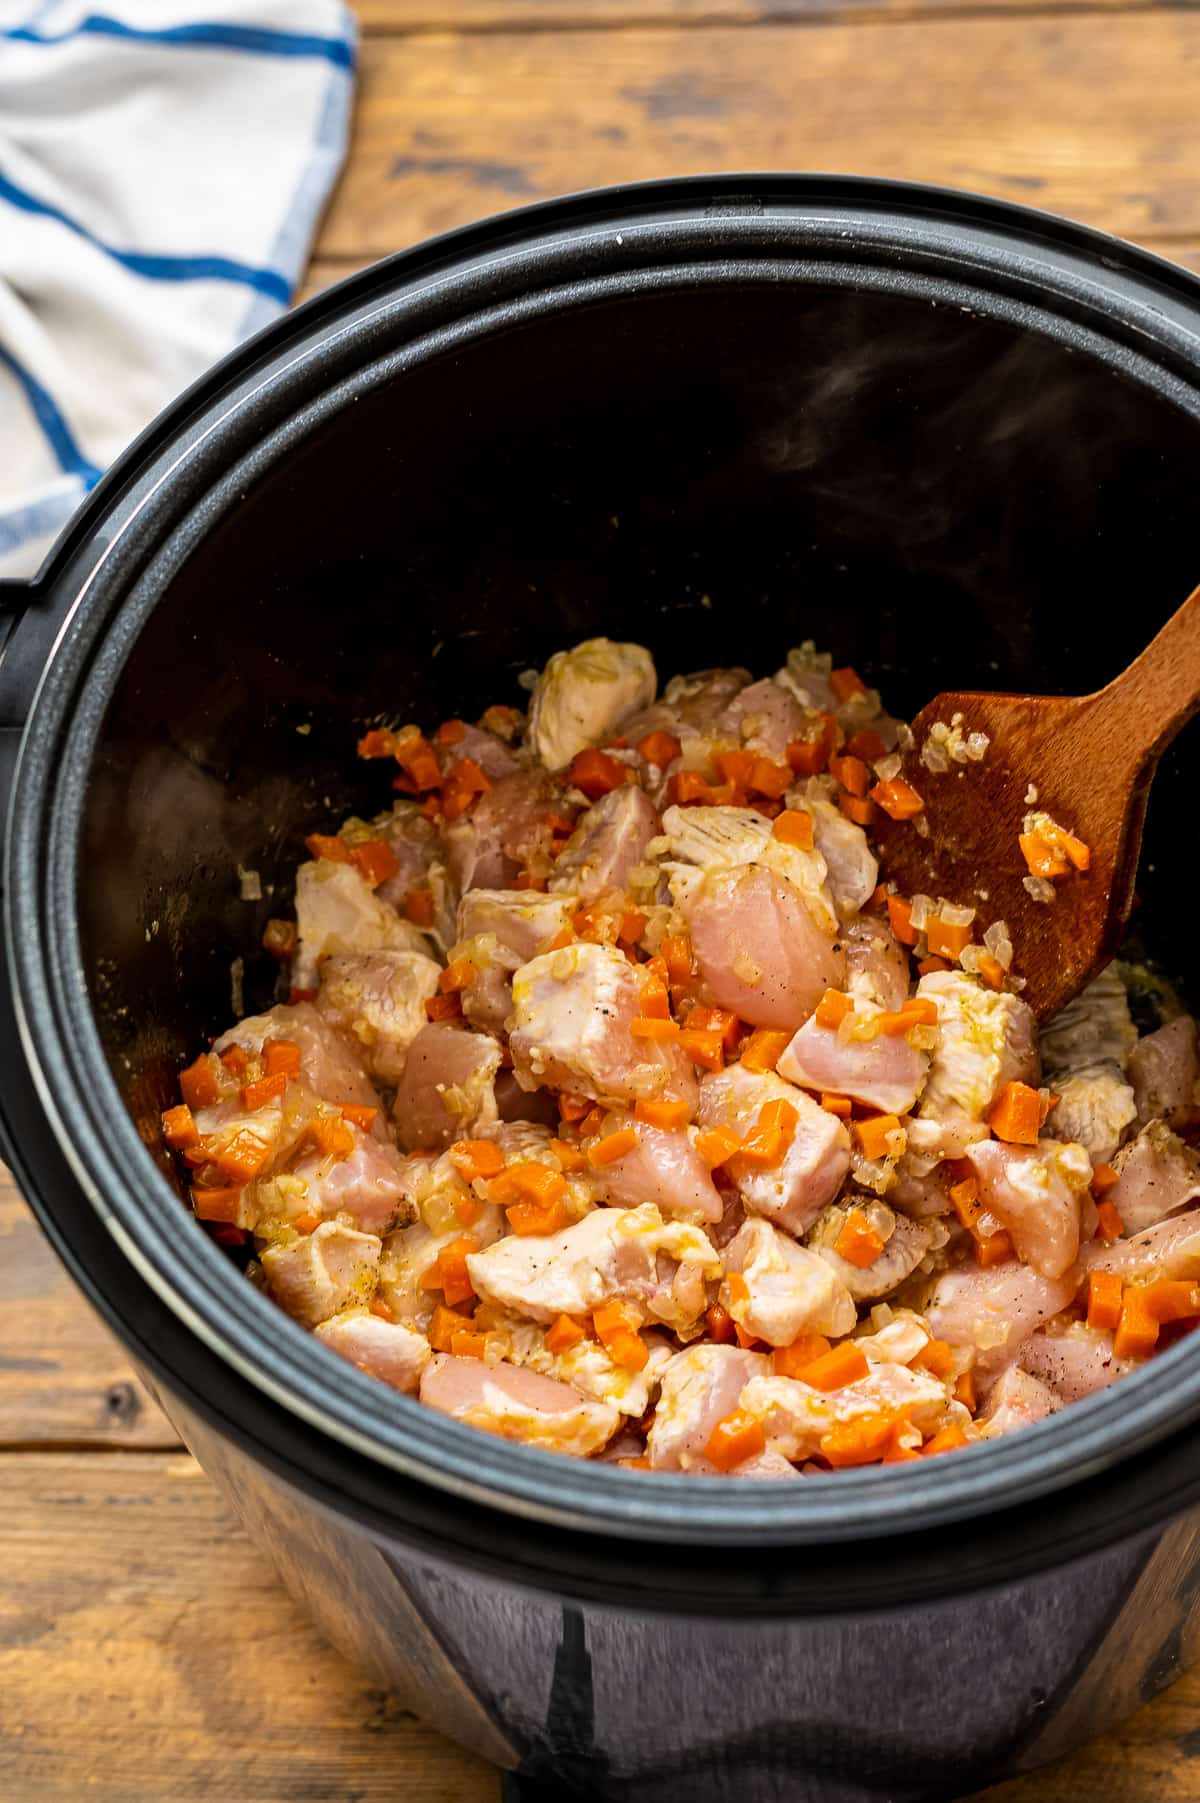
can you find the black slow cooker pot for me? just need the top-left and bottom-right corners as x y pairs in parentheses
(4, 177), (1200, 1803)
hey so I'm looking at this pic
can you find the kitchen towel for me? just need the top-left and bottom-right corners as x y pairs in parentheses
(0, 0), (356, 578)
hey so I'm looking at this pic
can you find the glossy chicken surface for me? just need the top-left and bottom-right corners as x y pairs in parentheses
(161, 639), (1200, 1475)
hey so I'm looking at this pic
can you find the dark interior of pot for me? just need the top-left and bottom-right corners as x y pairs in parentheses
(78, 278), (1200, 1168)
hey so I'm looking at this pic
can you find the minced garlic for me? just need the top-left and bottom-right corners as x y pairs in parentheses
(920, 716), (990, 774)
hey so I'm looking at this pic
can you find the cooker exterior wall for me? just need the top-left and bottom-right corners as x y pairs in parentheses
(158, 1380), (1200, 1803)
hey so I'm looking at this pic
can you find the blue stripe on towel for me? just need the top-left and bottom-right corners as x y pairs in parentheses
(2, 13), (354, 69)
(0, 481), (88, 558)
(0, 168), (291, 302)
(0, 346), (102, 486)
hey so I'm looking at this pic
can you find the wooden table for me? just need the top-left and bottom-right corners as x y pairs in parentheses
(5, 0), (1200, 1794)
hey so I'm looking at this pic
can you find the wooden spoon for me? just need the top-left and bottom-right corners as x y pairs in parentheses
(870, 582), (1200, 1021)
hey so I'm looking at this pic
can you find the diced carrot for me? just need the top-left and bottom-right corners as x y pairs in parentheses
(852, 1113), (902, 1162)
(974, 1229), (1013, 1269)
(1144, 1279), (1200, 1324)
(405, 887), (435, 927)
(829, 666), (866, 703)
(977, 952), (1005, 991)
(949, 1175), (982, 1230)
(877, 998), (938, 1035)
(543, 1315), (588, 1361)
(926, 916), (973, 960)
(680, 1028), (725, 1072)
(1095, 1200), (1124, 1244)
(785, 736), (827, 777)
(394, 739), (441, 794)
(1087, 1270), (1124, 1333)
(543, 811), (578, 839)
(241, 1072), (287, 1111)
(505, 1197), (570, 1236)
(887, 895), (918, 947)
(220, 1043), (250, 1075)
(637, 974), (671, 1020)
(814, 989), (853, 1031)
(305, 831), (353, 865)
(425, 992), (463, 1021)
(736, 1125), (787, 1169)
(643, 953), (671, 988)
(587, 1128), (639, 1167)
(544, 926), (575, 951)
(704, 1408), (766, 1472)
(726, 1272), (751, 1309)
(618, 906), (648, 948)
(666, 769), (713, 807)
(847, 729), (886, 761)
(634, 1098), (691, 1131)
(436, 719), (466, 746)
(800, 1341), (870, 1391)
(210, 1129), (270, 1184)
(455, 1191), (481, 1226)
(715, 749), (757, 790)
(369, 1295), (396, 1322)
(829, 753), (871, 798)
(569, 748), (626, 799)
(772, 1334), (831, 1380)
(922, 1425), (970, 1456)
(1113, 1287), (1160, 1360)
(661, 933), (694, 985)
(871, 777), (925, 821)
(833, 1208), (886, 1268)
(917, 955), (950, 976)
(687, 1006), (740, 1049)
(772, 808), (814, 849)
(191, 1185), (246, 1224)
(447, 1331), (489, 1360)
(1091, 1162), (1120, 1196)
(913, 1338), (956, 1378)
(578, 1106), (606, 1140)
(706, 1302), (736, 1343)
(820, 1092), (852, 1117)
(288, 987), (318, 1004)
(262, 917), (297, 961)
(883, 1421), (923, 1463)
(557, 1092), (591, 1124)
(593, 1300), (649, 1372)
(350, 839), (400, 888)
(357, 728), (398, 760)
(513, 872), (548, 892)
(442, 756), (492, 822)
(695, 1125), (742, 1168)
(431, 1237), (479, 1310)
(490, 1162), (568, 1207)
(820, 1413), (897, 1468)
(340, 1103), (378, 1132)
(636, 730), (683, 768)
(1019, 832), (1070, 881)
(449, 1138), (505, 1182)
(162, 1104), (199, 1149)
(309, 1116), (355, 1161)
(263, 1039), (302, 1078)
(419, 794), (442, 820)
(748, 756), (792, 800)
(988, 1080), (1042, 1146)
(630, 1017), (680, 1042)
(428, 1304), (475, 1353)
(439, 957), (477, 994)
(549, 1136), (587, 1173)
(179, 1054), (220, 1110)
(758, 1099), (799, 1137)
(739, 1028), (792, 1073)
(953, 1371), (977, 1413)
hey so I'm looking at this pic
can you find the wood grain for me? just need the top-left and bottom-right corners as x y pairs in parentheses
(354, 0), (1165, 29)
(316, 17), (1200, 262)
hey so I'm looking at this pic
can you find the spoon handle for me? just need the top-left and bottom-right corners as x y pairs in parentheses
(1085, 581), (1200, 772)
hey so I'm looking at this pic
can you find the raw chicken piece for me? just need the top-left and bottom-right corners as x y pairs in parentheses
(591, 1115), (724, 1224)
(217, 1001), (383, 1124)
(1041, 969), (1138, 1162)
(977, 1366), (1061, 1436)
(1128, 1016), (1200, 1131)
(457, 889), (577, 965)
(292, 859), (428, 990)
(508, 941), (697, 1110)
(316, 948), (441, 1086)
(853, 1309), (936, 1366)
(392, 1023), (502, 1152)
(806, 1199), (937, 1301)
(888, 1159), (960, 1219)
(529, 637), (656, 770)
(715, 676), (806, 761)
(727, 1449), (802, 1479)
(662, 804), (838, 938)
(1082, 1207), (1200, 1283)
(805, 796), (879, 921)
(915, 970), (1039, 1153)
(1108, 1120), (1200, 1233)
(476, 1309), (673, 1417)
(966, 1138), (1091, 1280)
(314, 1308), (431, 1392)
(777, 1011), (927, 1115)
(618, 667), (752, 748)
(923, 1260), (1077, 1380)
(647, 1344), (769, 1472)
(380, 1204), (506, 1330)
(261, 1222), (382, 1328)
(698, 1064), (850, 1236)
(357, 800), (442, 908)
(419, 1355), (619, 1457)
(287, 1133), (413, 1238)
(842, 916), (911, 1013)
(686, 866), (844, 1030)
(721, 1218), (856, 1345)
(1046, 1073), (1137, 1167)
(465, 1203), (721, 1331)
(549, 785), (659, 903)
(739, 1363), (951, 1462)
(189, 1091), (300, 1203)
(437, 720), (520, 783)
(494, 1070), (561, 1127)
(1018, 1322), (1140, 1401)
(445, 768), (559, 894)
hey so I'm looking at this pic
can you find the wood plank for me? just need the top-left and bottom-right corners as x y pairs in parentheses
(0, 1169), (179, 1451)
(354, 0), (1152, 30)
(0, 1451), (497, 1802)
(315, 17), (1200, 261)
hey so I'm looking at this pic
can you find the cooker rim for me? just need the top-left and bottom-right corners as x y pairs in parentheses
(9, 174), (1200, 1550)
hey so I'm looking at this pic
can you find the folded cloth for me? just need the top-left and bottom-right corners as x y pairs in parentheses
(0, 0), (356, 577)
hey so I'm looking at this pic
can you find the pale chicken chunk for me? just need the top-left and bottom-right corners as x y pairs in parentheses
(380, 1206), (506, 1331)
(1045, 1073), (1137, 1167)
(662, 804), (838, 938)
(739, 1363), (952, 1462)
(721, 1218), (856, 1345)
(444, 768), (559, 894)
(216, 1001), (383, 1124)
(286, 1133), (413, 1238)
(1018, 1322), (1141, 1402)
(1128, 1016), (1200, 1132)
(686, 865), (844, 1030)
(966, 1138), (1091, 1280)
(465, 1203), (721, 1332)
(698, 1064), (850, 1236)
(549, 785), (658, 904)
(977, 1366), (1062, 1437)
(315, 949), (441, 1086)
(805, 795), (879, 921)
(437, 720), (521, 783)
(923, 1260), (1077, 1380)
(314, 1309), (431, 1393)
(618, 667), (752, 749)
(392, 1022), (502, 1152)
(292, 859), (429, 990)
(806, 1199), (937, 1301)
(1041, 968), (1138, 1163)
(1108, 1120), (1200, 1233)
(842, 915), (911, 1013)
(529, 637), (656, 771)
(476, 1309), (673, 1417)
(777, 1011), (927, 1115)
(915, 970), (1039, 1155)
(359, 800), (442, 911)
(1082, 1207), (1200, 1283)
(419, 1354), (619, 1457)
(715, 676), (806, 761)
(647, 1344), (770, 1472)
(509, 940), (697, 1109)
(261, 1222), (382, 1328)
(591, 1115), (724, 1224)
(454, 890), (577, 1035)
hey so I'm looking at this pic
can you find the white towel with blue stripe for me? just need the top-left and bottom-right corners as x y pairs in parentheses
(0, 0), (356, 577)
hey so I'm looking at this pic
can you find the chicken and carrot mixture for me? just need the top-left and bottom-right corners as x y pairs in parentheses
(161, 640), (1200, 1475)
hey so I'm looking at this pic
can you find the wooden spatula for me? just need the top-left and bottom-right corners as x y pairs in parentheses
(870, 582), (1200, 1020)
